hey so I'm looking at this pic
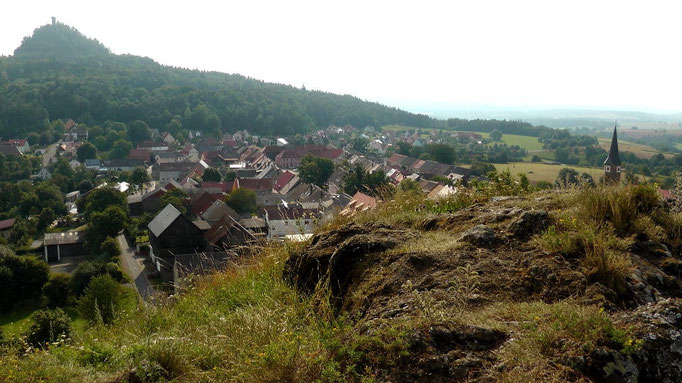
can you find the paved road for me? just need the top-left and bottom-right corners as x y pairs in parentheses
(117, 234), (156, 304)
(42, 141), (59, 167)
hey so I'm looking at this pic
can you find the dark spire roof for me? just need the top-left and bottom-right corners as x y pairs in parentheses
(603, 125), (621, 166)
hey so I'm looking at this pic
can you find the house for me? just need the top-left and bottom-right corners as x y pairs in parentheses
(273, 171), (299, 193)
(148, 204), (206, 281)
(427, 184), (457, 200)
(204, 216), (256, 252)
(161, 132), (176, 144)
(34, 167), (52, 181)
(189, 189), (224, 217)
(128, 148), (151, 163)
(339, 192), (377, 216)
(263, 145), (286, 161)
(61, 118), (77, 130)
(0, 218), (16, 239)
(155, 151), (186, 164)
(85, 159), (101, 170)
(261, 203), (321, 239)
(0, 144), (23, 157)
(3, 139), (29, 153)
(101, 159), (146, 172)
(200, 200), (242, 225)
(232, 177), (273, 191)
(137, 141), (170, 153)
(387, 153), (417, 171)
(153, 162), (197, 183)
(274, 145), (343, 169)
(43, 231), (86, 262)
(65, 190), (81, 203)
(240, 217), (268, 236)
(127, 187), (167, 216)
(64, 124), (88, 142)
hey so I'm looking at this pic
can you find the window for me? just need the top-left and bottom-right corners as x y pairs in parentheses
(617, 166), (621, 173)
(605, 165), (611, 172)
(284, 221), (288, 226)
(304, 220), (309, 225)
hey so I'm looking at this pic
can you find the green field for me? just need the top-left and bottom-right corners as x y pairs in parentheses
(382, 126), (545, 152)
(492, 162), (604, 184)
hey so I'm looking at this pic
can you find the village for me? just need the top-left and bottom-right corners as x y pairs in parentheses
(0, 120), (484, 300)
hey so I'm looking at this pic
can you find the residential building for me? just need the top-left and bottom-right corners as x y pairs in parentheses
(261, 203), (321, 239)
(148, 204), (206, 281)
(0, 218), (16, 239)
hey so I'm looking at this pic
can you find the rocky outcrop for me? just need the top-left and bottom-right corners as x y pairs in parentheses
(459, 225), (497, 248)
(508, 209), (550, 239)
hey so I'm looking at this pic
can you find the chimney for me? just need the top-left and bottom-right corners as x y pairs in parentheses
(51, 17), (56, 25)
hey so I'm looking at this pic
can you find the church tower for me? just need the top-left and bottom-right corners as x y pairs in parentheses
(603, 124), (622, 184)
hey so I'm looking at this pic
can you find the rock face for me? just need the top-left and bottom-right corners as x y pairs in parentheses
(284, 199), (682, 382)
(458, 225), (497, 248)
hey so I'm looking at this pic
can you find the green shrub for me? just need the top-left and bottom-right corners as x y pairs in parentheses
(25, 308), (72, 348)
(78, 274), (121, 325)
(99, 236), (120, 259)
(42, 273), (72, 307)
(70, 260), (123, 296)
(0, 247), (49, 309)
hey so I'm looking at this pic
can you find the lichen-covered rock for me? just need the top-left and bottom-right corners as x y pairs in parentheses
(459, 225), (497, 248)
(508, 209), (550, 239)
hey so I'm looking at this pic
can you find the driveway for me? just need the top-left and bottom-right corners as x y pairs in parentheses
(117, 234), (157, 304)
(48, 255), (87, 274)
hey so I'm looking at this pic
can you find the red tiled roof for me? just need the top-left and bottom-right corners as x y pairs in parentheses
(660, 189), (673, 199)
(0, 218), (16, 230)
(274, 171), (296, 192)
(191, 192), (223, 217)
(235, 178), (273, 191)
(128, 148), (151, 162)
(5, 139), (27, 146)
(200, 182), (232, 193)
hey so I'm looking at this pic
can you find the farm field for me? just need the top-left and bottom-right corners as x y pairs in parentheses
(491, 162), (604, 184)
(381, 126), (546, 152)
(597, 137), (672, 159)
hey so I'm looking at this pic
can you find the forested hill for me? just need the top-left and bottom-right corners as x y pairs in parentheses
(0, 22), (437, 138)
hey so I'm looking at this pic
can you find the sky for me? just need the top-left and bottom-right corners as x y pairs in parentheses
(1, 0), (681, 114)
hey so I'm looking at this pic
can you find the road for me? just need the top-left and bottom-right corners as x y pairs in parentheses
(42, 141), (59, 167)
(117, 234), (156, 304)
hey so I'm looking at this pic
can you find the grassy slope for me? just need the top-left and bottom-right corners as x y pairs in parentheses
(0, 287), (138, 338)
(2, 184), (672, 382)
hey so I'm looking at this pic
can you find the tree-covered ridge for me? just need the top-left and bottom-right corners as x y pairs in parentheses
(0, 23), (436, 138)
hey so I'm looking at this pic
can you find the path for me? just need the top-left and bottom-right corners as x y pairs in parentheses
(117, 234), (156, 304)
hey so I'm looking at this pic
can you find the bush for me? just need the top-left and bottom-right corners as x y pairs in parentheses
(42, 273), (72, 307)
(25, 308), (72, 348)
(71, 261), (123, 296)
(100, 236), (120, 259)
(78, 274), (121, 325)
(0, 247), (49, 309)
(577, 184), (660, 236)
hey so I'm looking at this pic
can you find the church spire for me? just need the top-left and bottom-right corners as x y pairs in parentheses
(603, 123), (622, 184)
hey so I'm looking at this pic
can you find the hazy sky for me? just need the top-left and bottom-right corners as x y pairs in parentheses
(1, 0), (681, 114)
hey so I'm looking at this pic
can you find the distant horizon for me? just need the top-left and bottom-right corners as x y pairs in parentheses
(2, 1), (681, 117)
